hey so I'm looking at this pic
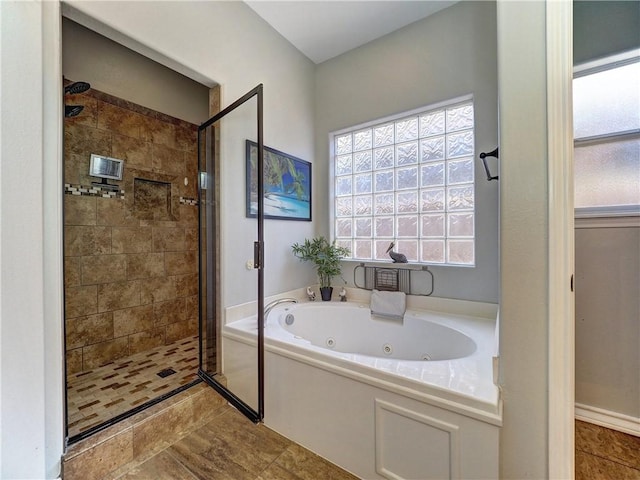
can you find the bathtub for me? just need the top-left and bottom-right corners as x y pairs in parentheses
(274, 302), (478, 361)
(223, 295), (501, 479)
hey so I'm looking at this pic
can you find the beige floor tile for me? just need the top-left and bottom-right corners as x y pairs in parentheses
(101, 402), (359, 480)
(201, 408), (291, 459)
(116, 450), (198, 480)
(576, 420), (640, 470)
(167, 428), (257, 480)
(197, 413), (290, 475)
(257, 462), (304, 480)
(576, 450), (640, 480)
(275, 443), (360, 480)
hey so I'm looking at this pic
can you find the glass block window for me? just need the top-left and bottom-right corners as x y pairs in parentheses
(574, 54), (640, 216)
(332, 99), (475, 265)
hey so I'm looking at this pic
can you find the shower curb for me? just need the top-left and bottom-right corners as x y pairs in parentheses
(61, 380), (227, 480)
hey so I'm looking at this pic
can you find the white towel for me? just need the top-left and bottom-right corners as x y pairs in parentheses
(370, 289), (406, 320)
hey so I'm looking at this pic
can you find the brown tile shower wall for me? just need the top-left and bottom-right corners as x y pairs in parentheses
(64, 86), (200, 376)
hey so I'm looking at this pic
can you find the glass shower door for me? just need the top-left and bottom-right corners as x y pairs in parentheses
(198, 85), (265, 422)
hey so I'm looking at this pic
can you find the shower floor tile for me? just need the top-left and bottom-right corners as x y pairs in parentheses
(67, 336), (199, 438)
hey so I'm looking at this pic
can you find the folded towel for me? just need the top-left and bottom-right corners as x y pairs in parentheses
(370, 289), (406, 320)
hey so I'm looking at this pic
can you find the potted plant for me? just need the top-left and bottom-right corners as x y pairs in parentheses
(291, 236), (350, 301)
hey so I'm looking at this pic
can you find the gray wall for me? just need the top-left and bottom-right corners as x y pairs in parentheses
(63, 18), (210, 125)
(574, 1), (640, 65)
(575, 225), (640, 419)
(314, 1), (499, 303)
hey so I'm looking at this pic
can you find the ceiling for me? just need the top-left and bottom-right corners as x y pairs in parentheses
(245, 1), (458, 64)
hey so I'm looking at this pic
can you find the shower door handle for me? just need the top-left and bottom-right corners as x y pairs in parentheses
(254, 241), (262, 269)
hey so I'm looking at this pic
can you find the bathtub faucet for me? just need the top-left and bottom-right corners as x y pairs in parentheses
(339, 287), (347, 302)
(263, 298), (298, 326)
(306, 286), (316, 301)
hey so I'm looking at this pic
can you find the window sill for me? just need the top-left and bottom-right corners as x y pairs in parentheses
(342, 259), (475, 268)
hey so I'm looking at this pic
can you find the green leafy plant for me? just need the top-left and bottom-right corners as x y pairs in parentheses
(291, 237), (350, 288)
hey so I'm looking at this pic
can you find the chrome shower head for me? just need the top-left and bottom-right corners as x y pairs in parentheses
(65, 105), (84, 118)
(64, 81), (91, 95)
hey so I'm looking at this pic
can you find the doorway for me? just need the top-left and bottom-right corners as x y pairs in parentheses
(62, 17), (211, 442)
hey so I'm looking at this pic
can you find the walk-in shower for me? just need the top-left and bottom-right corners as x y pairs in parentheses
(63, 82), (202, 442)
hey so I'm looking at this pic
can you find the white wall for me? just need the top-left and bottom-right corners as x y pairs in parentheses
(314, 1), (499, 303)
(497, 1), (550, 477)
(63, 1), (317, 307)
(0, 2), (64, 478)
(575, 225), (640, 420)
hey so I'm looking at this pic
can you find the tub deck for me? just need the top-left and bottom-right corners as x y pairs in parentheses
(224, 300), (501, 423)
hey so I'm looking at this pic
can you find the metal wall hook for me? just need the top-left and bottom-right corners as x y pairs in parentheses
(479, 147), (499, 181)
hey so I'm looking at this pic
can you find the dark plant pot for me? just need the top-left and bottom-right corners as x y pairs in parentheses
(320, 287), (333, 301)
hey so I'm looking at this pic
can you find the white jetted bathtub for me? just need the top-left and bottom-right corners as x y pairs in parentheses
(223, 294), (501, 480)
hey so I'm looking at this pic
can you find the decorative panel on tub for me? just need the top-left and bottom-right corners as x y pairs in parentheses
(375, 399), (460, 480)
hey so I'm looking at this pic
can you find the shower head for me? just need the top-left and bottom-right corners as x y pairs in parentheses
(65, 81), (91, 95)
(65, 105), (84, 118)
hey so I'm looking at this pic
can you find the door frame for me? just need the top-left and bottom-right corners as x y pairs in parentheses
(546, 0), (575, 477)
(197, 84), (265, 423)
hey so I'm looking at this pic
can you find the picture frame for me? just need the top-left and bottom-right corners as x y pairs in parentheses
(246, 140), (312, 221)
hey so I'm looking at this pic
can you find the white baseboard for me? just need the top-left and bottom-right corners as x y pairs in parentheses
(575, 403), (640, 437)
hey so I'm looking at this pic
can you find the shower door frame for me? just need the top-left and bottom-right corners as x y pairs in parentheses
(197, 84), (266, 423)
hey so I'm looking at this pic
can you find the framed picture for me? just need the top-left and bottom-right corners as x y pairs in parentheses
(246, 140), (312, 221)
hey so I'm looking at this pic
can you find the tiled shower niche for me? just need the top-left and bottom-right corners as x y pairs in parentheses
(63, 82), (200, 437)
(133, 178), (173, 221)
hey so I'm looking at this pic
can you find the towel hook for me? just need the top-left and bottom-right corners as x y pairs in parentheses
(479, 147), (499, 181)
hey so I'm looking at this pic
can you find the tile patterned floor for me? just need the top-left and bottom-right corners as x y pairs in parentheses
(576, 420), (640, 480)
(67, 336), (199, 438)
(114, 405), (360, 480)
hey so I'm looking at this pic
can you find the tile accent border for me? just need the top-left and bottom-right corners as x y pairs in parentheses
(65, 183), (125, 199)
(179, 196), (198, 206)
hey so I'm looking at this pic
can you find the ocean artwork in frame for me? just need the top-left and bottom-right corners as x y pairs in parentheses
(246, 140), (312, 221)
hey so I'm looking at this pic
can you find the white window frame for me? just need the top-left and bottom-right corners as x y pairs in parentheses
(329, 94), (476, 266)
(573, 49), (640, 224)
